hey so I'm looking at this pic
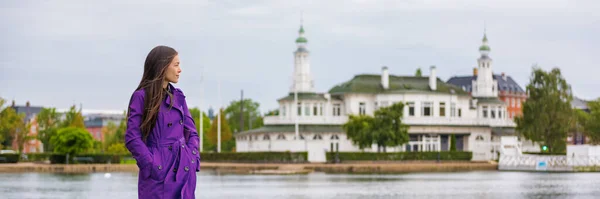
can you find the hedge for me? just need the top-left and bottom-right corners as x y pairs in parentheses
(200, 152), (308, 163)
(22, 153), (133, 164)
(523, 152), (567, 156)
(326, 152), (473, 162)
(0, 154), (19, 163)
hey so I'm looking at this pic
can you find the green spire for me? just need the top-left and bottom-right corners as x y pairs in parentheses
(479, 33), (490, 51)
(296, 25), (307, 43)
(479, 45), (490, 51)
(296, 37), (307, 43)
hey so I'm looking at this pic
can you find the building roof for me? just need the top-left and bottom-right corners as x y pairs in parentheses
(277, 92), (327, 102)
(328, 74), (469, 96)
(11, 105), (43, 121)
(447, 74), (525, 93)
(474, 97), (506, 105)
(237, 124), (344, 135)
(572, 97), (590, 111)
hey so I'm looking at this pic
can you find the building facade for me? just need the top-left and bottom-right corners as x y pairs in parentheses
(84, 113), (125, 141)
(10, 101), (44, 153)
(236, 25), (523, 162)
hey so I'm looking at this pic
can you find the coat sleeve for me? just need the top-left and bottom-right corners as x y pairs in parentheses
(181, 93), (200, 171)
(125, 91), (153, 169)
(182, 98), (199, 152)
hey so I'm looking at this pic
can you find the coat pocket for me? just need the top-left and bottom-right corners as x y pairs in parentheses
(149, 148), (166, 182)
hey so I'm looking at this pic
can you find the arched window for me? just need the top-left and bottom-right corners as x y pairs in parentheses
(313, 134), (323, 140)
(263, 134), (270, 140)
(277, 134), (286, 140)
(330, 134), (340, 140)
(476, 135), (485, 141)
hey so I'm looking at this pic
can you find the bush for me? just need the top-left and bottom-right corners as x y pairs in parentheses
(200, 152), (307, 163)
(51, 127), (94, 155)
(326, 151), (472, 162)
(0, 154), (19, 163)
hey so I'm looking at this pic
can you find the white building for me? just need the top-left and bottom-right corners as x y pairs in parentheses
(236, 25), (520, 162)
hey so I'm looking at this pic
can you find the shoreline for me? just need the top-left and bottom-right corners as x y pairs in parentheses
(0, 161), (498, 174)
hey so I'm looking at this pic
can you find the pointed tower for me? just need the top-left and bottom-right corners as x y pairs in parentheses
(290, 23), (314, 93)
(472, 31), (498, 97)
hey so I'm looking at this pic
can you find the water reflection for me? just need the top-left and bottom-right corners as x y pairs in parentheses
(1, 171), (600, 199)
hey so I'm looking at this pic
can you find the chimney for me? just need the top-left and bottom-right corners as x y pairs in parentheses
(429, 65), (437, 91)
(381, 66), (389, 90)
(11, 100), (15, 107)
(473, 68), (478, 76)
(26, 101), (30, 107)
(502, 72), (507, 81)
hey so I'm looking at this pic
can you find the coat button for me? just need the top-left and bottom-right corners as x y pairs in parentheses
(168, 146), (172, 150)
(181, 144), (185, 148)
(158, 165), (162, 170)
(192, 150), (197, 155)
(179, 120), (183, 124)
(168, 122), (172, 127)
(184, 166), (189, 172)
(173, 168), (177, 172)
(191, 160), (194, 164)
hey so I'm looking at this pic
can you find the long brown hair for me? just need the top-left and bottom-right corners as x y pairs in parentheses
(129, 45), (178, 141)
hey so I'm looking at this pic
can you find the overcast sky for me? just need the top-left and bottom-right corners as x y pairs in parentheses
(1, 0), (599, 114)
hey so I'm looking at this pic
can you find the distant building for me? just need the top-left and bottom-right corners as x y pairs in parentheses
(84, 113), (125, 141)
(236, 25), (526, 162)
(10, 101), (44, 153)
(208, 107), (215, 120)
(447, 71), (528, 119)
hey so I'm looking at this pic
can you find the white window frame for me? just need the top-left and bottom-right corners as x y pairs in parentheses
(439, 102), (446, 117)
(483, 106), (488, 118)
(407, 102), (415, 116)
(422, 102), (432, 117)
(333, 104), (341, 116)
(359, 102), (366, 115)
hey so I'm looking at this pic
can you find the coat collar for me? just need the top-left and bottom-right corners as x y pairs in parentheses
(164, 83), (184, 114)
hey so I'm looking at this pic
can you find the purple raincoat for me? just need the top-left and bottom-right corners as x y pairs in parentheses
(125, 84), (200, 199)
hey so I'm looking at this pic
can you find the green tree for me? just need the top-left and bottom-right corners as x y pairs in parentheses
(515, 67), (573, 153)
(415, 68), (423, 77)
(265, 109), (279, 116)
(107, 143), (130, 154)
(51, 127), (94, 155)
(61, 105), (85, 128)
(584, 99), (600, 144)
(207, 109), (234, 152)
(101, 121), (118, 151)
(0, 97), (12, 148)
(450, 134), (457, 151)
(343, 102), (410, 152)
(0, 99), (35, 151)
(223, 99), (264, 133)
(36, 107), (61, 152)
(189, 108), (211, 137)
(372, 102), (409, 152)
(189, 108), (212, 151)
(343, 115), (375, 150)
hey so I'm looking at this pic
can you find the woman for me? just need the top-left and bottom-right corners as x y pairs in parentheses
(125, 45), (200, 199)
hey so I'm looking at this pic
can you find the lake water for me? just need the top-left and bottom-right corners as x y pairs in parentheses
(1, 171), (600, 199)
